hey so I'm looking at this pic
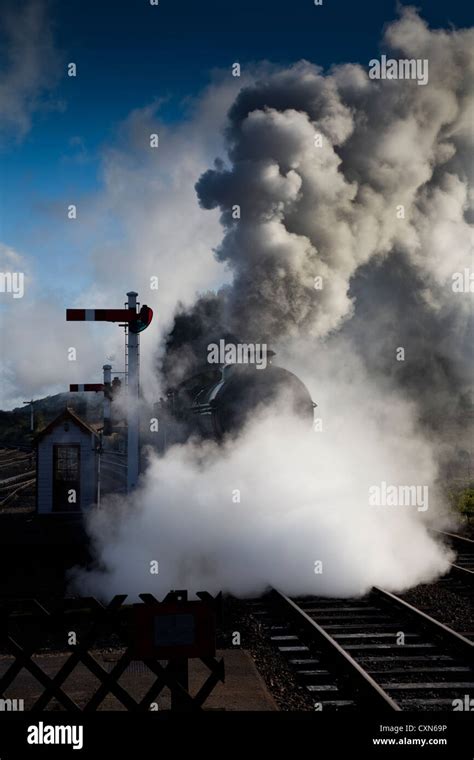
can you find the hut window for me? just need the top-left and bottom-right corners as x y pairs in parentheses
(55, 445), (80, 480)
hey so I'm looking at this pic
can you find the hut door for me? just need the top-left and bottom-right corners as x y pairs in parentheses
(53, 445), (80, 512)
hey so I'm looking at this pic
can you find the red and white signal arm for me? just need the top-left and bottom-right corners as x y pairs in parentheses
(66, 308), (135, 322)
(66, 305), (153, 332)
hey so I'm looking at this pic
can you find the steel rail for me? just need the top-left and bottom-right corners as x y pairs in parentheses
(372, 587), (473, 661)
(264, 585), (473, 711)
(272, 588), (400, 711)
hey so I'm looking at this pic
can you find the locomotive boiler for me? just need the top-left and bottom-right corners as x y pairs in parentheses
(159, 356), (315, 444)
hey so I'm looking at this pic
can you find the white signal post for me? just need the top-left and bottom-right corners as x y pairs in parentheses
(126, 291), (140, 492)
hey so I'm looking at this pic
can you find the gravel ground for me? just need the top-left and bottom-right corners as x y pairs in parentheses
(400, 581), (474, 636)
(220, 597), (313, 711)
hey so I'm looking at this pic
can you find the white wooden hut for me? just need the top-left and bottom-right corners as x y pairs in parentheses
(35, 408), (99, 514)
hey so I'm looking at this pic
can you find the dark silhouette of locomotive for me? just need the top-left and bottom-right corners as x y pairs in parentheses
(157, 351), (315, 446)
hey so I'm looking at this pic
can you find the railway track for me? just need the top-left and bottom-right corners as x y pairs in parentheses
(251, 586), (474, 711)
(0, 445), (36, 507)
(0, 463), (36, 507)
(0, 453), (32, 468)
(0, 469), (36, 489)
(0, 444), (33, 454)
(0, 479), (36, 507)
(436, 530), (474, 572)
(436, 531), (474, 597)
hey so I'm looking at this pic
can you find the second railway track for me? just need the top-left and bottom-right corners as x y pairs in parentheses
(436, 530), (474, 573)
(435, 531), (474, 598)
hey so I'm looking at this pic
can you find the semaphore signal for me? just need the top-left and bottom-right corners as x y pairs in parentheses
(69, 365), (115, 435)
(66, 292), (154, 493)
(66, 304), (153, 328)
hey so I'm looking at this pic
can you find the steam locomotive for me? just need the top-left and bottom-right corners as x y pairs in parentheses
(157, 354), (315, 445)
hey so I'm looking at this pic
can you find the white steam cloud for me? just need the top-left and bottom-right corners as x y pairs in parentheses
(74, 345), (454, 599)
(193, 7), (472, 344)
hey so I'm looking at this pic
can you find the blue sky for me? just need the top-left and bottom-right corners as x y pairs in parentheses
(1, 0), (472, 297)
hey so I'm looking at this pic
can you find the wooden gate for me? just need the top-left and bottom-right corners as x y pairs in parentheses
(0, 591), (224, 711)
